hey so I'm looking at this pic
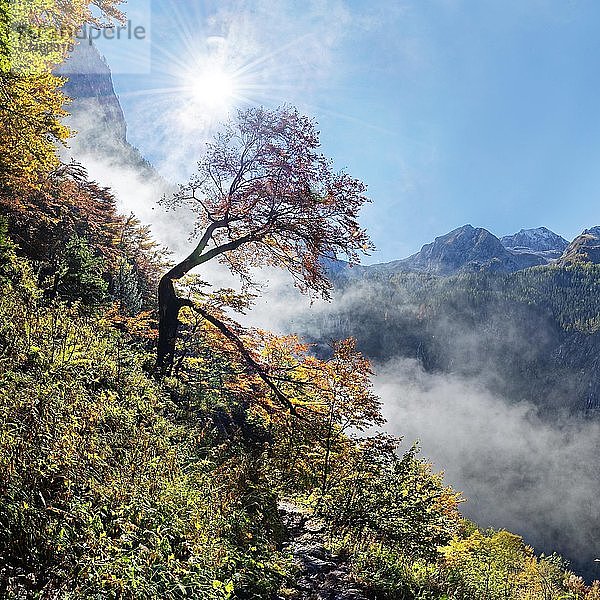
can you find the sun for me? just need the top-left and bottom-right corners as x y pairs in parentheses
(184, 66), (238, 115)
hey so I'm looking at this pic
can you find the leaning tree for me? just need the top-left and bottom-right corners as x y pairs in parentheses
(156, 105), (373, 375)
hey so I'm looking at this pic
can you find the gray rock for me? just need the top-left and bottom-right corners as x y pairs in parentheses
(278, 501), (369, 600)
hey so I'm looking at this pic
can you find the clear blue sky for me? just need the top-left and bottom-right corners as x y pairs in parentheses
(97, 0), (600, 263)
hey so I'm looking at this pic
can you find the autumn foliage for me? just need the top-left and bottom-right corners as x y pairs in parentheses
(0, 0), (598, 597)
(156, 105), (374, 373)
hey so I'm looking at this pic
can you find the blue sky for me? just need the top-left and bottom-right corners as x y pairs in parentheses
(96, 0), (600, 263)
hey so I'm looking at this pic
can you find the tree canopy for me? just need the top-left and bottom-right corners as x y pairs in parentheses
(0, 0), (123, 189)
(157, 105), (374, 373)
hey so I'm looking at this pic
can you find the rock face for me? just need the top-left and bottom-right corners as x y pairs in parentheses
(278, 501), (368, 600)
(56, 40), (158, 180)
(57, 40), (128, 147)
(501, 227), (569, 260)
(558, 226), (600, 266)
(54, 38), (181, 251)
(380, 225), (546, 276)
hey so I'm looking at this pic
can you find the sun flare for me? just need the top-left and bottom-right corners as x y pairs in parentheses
(184, 66), (238, 115)
(160, 28), (312, 132)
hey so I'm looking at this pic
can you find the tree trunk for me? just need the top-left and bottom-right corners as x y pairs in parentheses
(154, 230), (255, 376)
(156, 275), (183, 375)
(155, 248), (210, 376)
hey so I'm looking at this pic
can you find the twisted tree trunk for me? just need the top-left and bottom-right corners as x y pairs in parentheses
(156, 274), (186, 375)
(154, 228), (255, 376)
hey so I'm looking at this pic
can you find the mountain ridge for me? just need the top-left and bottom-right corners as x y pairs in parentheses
(384, 224), (547, 275)
(328, 224), (583, 278)
(501, 226), (569, 259)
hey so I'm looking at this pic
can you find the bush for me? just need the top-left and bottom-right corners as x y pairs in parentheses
(0, 262), (288, 598)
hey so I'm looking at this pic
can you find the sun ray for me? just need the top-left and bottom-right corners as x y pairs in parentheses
(117, 1), (384, 147)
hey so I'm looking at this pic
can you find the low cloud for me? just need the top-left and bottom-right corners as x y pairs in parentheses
(374, 357), (600, 577)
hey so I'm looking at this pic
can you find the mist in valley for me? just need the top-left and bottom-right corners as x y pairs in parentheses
(374, 357), (600, 579)
(62, 54), (600, 580)
(239, 275), (600, 579)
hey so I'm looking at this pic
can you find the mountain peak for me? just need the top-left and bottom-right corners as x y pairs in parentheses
(500, 227), (568, 260)
(387, 224), (545, 276)
(328, 225), (576, 280)
(559, 226), (600, 266)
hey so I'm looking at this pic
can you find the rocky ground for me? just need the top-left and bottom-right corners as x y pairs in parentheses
(277, 501), (369, 600)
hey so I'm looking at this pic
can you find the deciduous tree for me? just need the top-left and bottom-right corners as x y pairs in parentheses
(0, 0), (124, 189)
(157, 105), (373, 376)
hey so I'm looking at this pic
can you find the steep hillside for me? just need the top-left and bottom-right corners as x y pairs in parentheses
(307, 264), (600, 414)
(5, 1), (600, 597)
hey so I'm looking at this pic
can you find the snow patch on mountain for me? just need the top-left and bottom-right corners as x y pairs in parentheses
(501, 227), (569, 260)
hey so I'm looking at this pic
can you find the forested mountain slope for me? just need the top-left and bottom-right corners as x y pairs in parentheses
(2, 2), (600, 597)
(305, 265), (600, 414)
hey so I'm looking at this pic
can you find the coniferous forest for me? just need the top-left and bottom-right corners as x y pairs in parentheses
(1, 1), (599, 599)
